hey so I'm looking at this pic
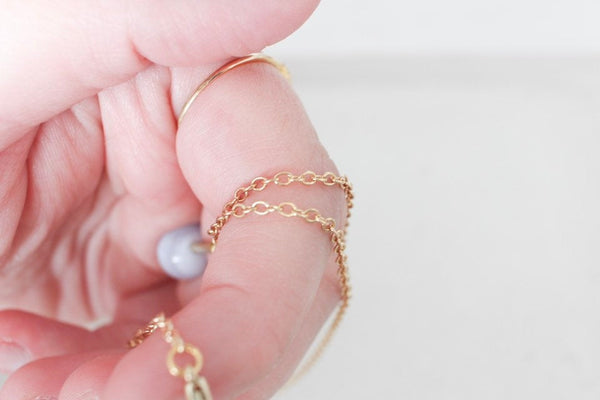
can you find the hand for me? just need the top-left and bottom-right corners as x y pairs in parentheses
(0, 1), (346, 399)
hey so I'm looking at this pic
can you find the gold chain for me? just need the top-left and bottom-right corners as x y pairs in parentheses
(207, 171), (354, 248)
(208, 171), (354, 383)
(129, 313), (213, 400)
(129, 171), (354, 390)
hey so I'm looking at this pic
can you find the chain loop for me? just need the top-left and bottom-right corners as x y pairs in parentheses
(207, 171), (353, 248)
(252, 200), (271, 215)
(206, 171), (354, 384)
(234, 187), (249, 202)
(273, 171), (294, 185)
(300, 171), (318, 185)
(251, 176), (270, 191)
(278, 202), (299, 217)
(167, 342), (204, 378)
(128, 313), (213, 400)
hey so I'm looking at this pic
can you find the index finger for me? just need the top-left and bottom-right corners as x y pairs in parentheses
(0, 0), (318, 142)
(102, 62), (347, 399)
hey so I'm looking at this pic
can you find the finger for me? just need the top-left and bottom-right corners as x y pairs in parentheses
(237, 272), (341, 400)
(101, 63), (347, 398)
(0, 0), (319, 141)
(0, 310), (101, 374)
(0, 133), (32, 266)
(0, 98), (105, 312)
(59, 353), (123, 400)
(0, 309), (147, 375)
(98, 65), (202, 280)
(0, 352), (104, 400)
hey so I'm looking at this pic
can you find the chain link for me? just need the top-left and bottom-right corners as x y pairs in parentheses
(129, 313), (213, 400)
(208, 171), (354, 383)
(208, 171), (354, 249)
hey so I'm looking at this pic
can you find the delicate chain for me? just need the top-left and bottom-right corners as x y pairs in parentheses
(226, 200), (351, 301)
(208, 171), (354, 383)
(129, 313), (213, 400)
(207, 171), (354, 249)
(129, 171), (354, 389)
(128, 315), (163, 348)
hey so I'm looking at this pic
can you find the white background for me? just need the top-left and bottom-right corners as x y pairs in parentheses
(270, 0), (600, 56)
(268, 1), (600, 399)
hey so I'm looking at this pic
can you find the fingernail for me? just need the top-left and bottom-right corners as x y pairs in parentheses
(157, 223), (208, 280)
(0, 340), (31, 373)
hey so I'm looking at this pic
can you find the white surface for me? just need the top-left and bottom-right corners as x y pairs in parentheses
(269, 0), (600, 56)
(273, 56), (600, 399)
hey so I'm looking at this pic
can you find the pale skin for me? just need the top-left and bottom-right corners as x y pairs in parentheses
(0, 1), (347, 399)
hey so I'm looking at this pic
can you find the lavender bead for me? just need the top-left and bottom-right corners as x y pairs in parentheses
(157, 223), (208, 280)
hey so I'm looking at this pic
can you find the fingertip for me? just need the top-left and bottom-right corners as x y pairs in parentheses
(0, 310), (132, 374)
(131, 0), (321, 65)
(59, 352), (124, 400)
(0, 353), (101, 400)
(0, 310), (93, 364)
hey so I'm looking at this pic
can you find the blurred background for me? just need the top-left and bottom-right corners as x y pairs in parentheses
(268, 0), (600, 399)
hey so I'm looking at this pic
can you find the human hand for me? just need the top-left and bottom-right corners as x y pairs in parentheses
(0, 1), (347, 399)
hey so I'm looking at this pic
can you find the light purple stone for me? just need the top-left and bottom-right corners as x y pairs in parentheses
(157, 223), (208, 280)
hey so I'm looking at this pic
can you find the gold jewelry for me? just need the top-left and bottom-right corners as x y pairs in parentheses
(178, 53), (290, 126)
(209, 171), (353, 383)
(131, 57), (349, 395)
(129, 171), (353, 391)
(129, 313), (213, 400)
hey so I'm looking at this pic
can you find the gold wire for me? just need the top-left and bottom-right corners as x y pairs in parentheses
(177, 53), (290, 127)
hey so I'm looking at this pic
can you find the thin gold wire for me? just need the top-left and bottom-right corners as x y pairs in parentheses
(177, 53), (290, 126)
